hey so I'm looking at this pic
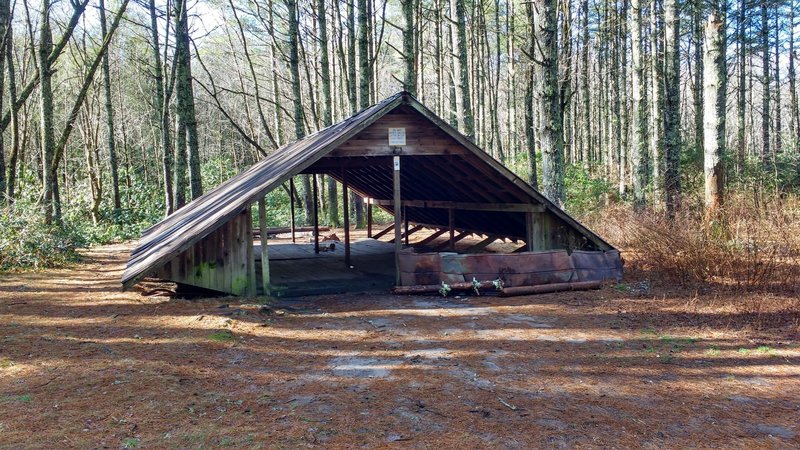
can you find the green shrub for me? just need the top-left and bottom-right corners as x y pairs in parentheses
(0, 208), (84, 271)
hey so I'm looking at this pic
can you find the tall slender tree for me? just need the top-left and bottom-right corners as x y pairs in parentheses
(174, 0), (202, 202)
(455, 0), (474, 139)
(531, 0), (564, 205)
(651, 0), (666, 206)
(402, 0), (416, 95)
(287, 0), (312, 224)
(760, 2), (770, 161)
(703, 8), (726, 212)
(99, 0), (120, 212)
(318, 0), (340, 227)
(631, 0), (647, 210)
(39, 0), (56, 223)
(664, 0), (682, 216)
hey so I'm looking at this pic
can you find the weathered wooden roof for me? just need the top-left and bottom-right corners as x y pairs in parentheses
(122, 92), (613, 288)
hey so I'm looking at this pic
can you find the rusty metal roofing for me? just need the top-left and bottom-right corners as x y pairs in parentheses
(122, 91), (613, 288)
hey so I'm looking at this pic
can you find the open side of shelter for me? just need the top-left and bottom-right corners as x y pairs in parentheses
(122, 92), (622, 297)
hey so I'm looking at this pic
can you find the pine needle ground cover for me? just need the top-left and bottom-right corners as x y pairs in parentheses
(0, 238), (798, 448)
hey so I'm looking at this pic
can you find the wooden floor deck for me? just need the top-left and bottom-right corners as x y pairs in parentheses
(255, 238), (395, 297)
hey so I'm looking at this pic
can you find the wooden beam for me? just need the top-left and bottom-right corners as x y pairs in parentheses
(289, 178), (297, 243)
(303, 156), (392, 172)
(258, 198), (271, 296)
(414, 228), (448, 247)
(372, 223), (395, 240)
(466, 234), (499, 253)
(390, 224), (424, 244)
(329, 142), (469, 158)
(393, 156), (402, 285)
(342, 170), (351, 267)
(372, 199), (545, 213)
(312, 175), (320, 254)
(434, 230), (470, 251)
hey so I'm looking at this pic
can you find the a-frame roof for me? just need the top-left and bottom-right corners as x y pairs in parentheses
(122, 92), (613, 288)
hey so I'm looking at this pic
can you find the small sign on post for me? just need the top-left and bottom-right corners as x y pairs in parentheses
(393, 156), (400, 171)
(388, 127), (406, 146)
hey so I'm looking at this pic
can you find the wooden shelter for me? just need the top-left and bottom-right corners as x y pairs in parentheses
(122, 92), (621, 296)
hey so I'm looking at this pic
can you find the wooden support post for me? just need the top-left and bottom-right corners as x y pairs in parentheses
(393, 156), (402, 285)
(448, 208), (455, 251)
(342, 170), (351, 267)
(312, 175), (320, 254)
(289, 178), (297, 243)
(526, 211), (541, 252)
(367, 198), (373, 238)
(246, 207), (257, 296)
(258, 198), (271, 296)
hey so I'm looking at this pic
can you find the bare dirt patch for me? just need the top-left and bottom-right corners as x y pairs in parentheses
(1, 244), (799, 448)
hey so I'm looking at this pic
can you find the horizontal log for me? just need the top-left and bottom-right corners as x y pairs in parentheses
(392, 280), (499, 295)
(499, 280), (602, 297)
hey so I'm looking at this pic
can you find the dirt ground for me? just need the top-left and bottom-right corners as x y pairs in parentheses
(1, 243), (799, 449)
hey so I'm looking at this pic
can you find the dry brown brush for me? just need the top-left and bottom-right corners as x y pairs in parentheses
(583, 195), (800, 294)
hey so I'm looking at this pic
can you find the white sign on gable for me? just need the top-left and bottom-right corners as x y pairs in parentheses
(388, 127), (406, 146)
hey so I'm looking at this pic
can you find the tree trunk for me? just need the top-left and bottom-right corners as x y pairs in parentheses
(39, 0), (56, 224)
(174, 0), (202, 202)
(618, 0), (630, 196)
(692, 0), (704, 158)
(524, 2), (537, 188)
(736, 0), (747, 173)
(448, 0), (460, 128)
(0, 0), (8, 205)
(353, 0), (371, 228)
(760, 3), (770, 162)
(790, 2), (800, 150)
(149, 0), (173, 216)
(99, 0), (120, 212)
(318, 0), (340, 227)
(5, 30), (19, 202)
(456, 0), (474, 139)
(580, 0), (590, 166)
(774, 7), (782, 154)
(287, 0), (312, 225)
(664, 0), (682, 217)
(630, 0), (647, 210)
(402, 0), (416, 95)
(651, 0), (665, 207)
(531, 0), (564, 205)
(703, 10), (726, 213)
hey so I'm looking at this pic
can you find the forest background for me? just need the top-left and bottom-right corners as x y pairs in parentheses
(0, 0), (798, 289)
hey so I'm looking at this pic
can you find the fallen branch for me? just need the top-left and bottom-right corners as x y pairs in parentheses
(498, 397), (517, 411)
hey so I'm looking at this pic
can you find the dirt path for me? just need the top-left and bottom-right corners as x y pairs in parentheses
(1, 244), (799, 448)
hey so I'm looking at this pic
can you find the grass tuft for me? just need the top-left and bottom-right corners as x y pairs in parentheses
(209, 330), (235, 342)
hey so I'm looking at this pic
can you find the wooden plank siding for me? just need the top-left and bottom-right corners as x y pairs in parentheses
(155, 210), (254, 296)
